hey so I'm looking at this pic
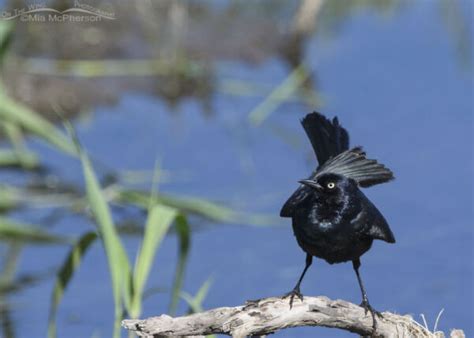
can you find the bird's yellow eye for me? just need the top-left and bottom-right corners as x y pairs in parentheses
(327, 182), (335, 189)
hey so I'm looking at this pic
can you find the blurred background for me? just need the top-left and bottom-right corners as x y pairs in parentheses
(0, 0), (472, 337)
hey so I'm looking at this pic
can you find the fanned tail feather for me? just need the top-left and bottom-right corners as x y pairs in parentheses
(301, 112), (349, 166)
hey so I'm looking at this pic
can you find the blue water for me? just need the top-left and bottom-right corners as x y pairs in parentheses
(4, 1), (473, 337)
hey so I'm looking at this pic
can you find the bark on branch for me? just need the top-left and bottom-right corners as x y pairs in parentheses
(122, 296), (465, 338)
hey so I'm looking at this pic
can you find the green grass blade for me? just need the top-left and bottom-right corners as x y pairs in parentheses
(130, 204), (178, 318)
(168, 214), (191, 315)
(180, 277), (213, 314)
(0, 149), (38, 169)
(0, 185), (21, 211)
(158, 195), (238, 223)
(0, 83), (76, 155)
(78, 143), (131, 338)
(117, 190), (235, 222)
(0, 217), (69, 244)
(0, 243), (22, 287)
(0, 21), (13, 65)
(0, 121), (39, 169)
(192, 277), (213, 310)
(47, 231), (97, 338)
(248, 63), (311, 126)
(117, 189), (275, 226)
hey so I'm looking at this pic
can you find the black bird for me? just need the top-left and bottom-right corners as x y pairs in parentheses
(281, 112), (395, 330)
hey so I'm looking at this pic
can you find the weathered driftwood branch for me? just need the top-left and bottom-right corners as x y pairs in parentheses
(122, 296), (465, 338)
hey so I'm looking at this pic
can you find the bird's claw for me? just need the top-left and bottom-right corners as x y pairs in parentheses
(359, 300), (383, 333)
(282, 288), (304, 309)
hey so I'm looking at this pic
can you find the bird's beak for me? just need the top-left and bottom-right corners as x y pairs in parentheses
(298, 179), (323, 190)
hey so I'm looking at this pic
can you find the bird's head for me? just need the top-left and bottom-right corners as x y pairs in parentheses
(299, 173), (356, 196)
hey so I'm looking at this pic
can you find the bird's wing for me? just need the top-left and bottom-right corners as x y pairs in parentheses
(316, 147), (394, 187)
(368, 215), (396, 243)
(301, 112), (349, 166)
(356, 193), (396, 243)
(281, 112), (349, 218)
(280, 185), (312, 217)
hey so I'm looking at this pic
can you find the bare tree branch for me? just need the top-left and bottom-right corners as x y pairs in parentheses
(122, 296), (465, 338)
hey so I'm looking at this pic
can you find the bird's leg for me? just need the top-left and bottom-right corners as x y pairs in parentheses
(283, 254), (312, 308)
(352, 259), (383, 333)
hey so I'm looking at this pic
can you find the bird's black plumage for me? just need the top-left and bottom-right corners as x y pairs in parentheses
(280, 113), (350, 218)
(301, 112), (349, 165)
(281, 112), (395, 333)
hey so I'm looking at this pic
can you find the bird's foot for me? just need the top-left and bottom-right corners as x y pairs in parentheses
(359, 300), (383, 334)
(360, 301), (383, 318)
(282, 287), (304, 309)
